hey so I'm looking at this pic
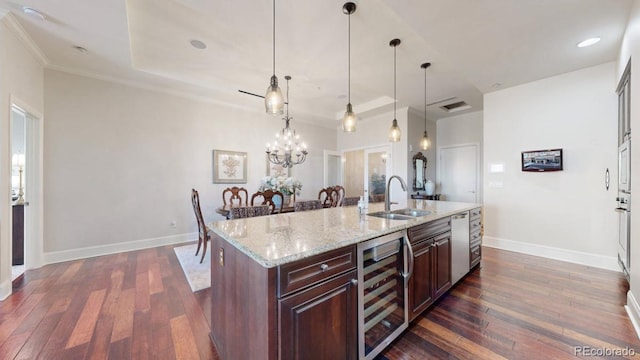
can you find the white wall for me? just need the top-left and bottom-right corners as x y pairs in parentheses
(0, 13), (45, 300)
(43, 70), (335, 258)
(337, 108), (410, 204)
(617, 0), (640, 334)
(436, 110), (483, 200)
(483, 62), (618, 269)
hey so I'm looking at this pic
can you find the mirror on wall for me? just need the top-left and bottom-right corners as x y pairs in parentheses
(412, 152), (427, 191)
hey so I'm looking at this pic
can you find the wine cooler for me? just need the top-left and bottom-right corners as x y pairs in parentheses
(357, 230), (410, 359)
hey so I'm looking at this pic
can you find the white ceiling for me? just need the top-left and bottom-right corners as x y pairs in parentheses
(0, 0), (632, 128)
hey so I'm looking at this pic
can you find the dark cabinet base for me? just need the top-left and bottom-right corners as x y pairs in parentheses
(12, 204), (24, 266)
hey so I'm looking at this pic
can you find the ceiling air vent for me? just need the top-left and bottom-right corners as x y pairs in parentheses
(440, 101), (471, 113)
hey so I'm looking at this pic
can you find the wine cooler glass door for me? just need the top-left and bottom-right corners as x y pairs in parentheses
(358, 231), (409, 359)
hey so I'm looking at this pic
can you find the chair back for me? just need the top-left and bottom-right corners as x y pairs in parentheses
(342, 196), (360, 206)
(191, 189), (208, 240)
(251, 190), (284, 214)
(333, 185), (345, 207)
(318, 187), (336, 208)
(229, 205), (272, 219)
(223, 187), (248, 206)
(294, 200), (322, 212)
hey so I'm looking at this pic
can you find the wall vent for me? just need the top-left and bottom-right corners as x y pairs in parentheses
(440, 101), (471, 113)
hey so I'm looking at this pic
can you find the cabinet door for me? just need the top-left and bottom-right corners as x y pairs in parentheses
(433, 234), (452, 299)
(279, 270), (357, 360)
(408, 241), (433, 321)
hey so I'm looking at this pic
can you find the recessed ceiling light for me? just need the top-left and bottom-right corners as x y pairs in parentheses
(190, 39), (207, 50)
(22, 7), (46, 21)
(577, 37), (601, 48)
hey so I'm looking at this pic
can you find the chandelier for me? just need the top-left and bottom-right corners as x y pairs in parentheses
(266, 76), (308, 168)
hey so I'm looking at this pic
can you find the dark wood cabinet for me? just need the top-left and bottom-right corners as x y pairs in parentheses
(407, 218), (451, 321)
(12, 204), (24, 265)
(411, 193), (440, 200)
(211, 233), (357, 360)
(279, 270), (357, 360)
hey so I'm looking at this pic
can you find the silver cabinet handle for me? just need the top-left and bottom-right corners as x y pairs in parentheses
(320, 263), (329, 272)
(351, 279), (358, 286)
(453, 214), (467, 219)
(403, 238), (415, 283)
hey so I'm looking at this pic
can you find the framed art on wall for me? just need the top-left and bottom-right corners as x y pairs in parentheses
(213, 150), (247, 183)
(266, 155), (290, 177)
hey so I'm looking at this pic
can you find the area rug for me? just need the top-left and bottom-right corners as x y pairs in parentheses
(174, 243), (211, 292)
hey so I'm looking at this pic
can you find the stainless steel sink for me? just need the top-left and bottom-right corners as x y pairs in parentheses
(366, 211), (415, 220)
(391, 209), (432, 217)
(366, 209), (431, 220)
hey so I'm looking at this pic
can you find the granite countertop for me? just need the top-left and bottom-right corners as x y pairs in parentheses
(208, 199), (481, 268)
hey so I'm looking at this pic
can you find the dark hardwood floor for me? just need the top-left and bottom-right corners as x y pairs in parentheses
(0, 245), (637, 359)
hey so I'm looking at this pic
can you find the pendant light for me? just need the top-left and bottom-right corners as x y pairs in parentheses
(420, 62), (432, 150)
(265, 0), (284, 116)
(389, 38), (401, 142)
(266, 76), (308, 168)
(342, 2), (357, 132)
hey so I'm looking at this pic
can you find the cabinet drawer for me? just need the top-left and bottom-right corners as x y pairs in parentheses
(470, 231), (482, 247)
(470, 245), (481, 267)
(408, 217), (451, 243)
(470, 207), (482, 221)
(470, 218), (482, 233)
(278, 246), (356, 297)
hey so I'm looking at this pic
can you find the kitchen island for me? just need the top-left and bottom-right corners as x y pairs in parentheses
(208, 200), (482, 360)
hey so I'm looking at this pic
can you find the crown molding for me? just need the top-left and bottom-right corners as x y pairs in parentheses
(2, 12), (48, 66)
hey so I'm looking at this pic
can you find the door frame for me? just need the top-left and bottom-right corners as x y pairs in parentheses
(437, 143), (481, 203)
(323, 150), (343, 187)
(9, 96), (44, 274)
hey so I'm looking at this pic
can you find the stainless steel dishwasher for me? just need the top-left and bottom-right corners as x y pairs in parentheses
(451, 211), (470, 284)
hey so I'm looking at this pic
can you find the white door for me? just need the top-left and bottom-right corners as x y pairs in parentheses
(364, 146), (391, 202)
(439, 144), (479, 203)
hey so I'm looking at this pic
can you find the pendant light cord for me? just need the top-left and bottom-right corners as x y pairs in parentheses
(348, 11), (351, 104)
(424, 65), (427, 131)
(272, 0), (276, 75)
(393, 44), (397, 118)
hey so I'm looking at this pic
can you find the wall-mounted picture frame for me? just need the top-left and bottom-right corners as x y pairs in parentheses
(266, 155), (290, 178)
(213, 150), (247, 183)
(521, 148), (563, 172)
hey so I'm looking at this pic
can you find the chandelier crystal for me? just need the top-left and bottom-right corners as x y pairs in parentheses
(266, 76), (308, 168)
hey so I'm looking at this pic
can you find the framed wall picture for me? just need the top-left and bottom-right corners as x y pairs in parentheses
(266, 155), (290, 177)
(521, 148), (563, 172)
(213, 150), (247, 183)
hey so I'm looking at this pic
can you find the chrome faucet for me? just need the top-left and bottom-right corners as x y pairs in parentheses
(385, 175), (407, 212)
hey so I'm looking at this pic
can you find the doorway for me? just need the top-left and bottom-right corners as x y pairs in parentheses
(9, 100), (43, 283)
(438, 144), (480, 203)
(342, 145), (391, 202)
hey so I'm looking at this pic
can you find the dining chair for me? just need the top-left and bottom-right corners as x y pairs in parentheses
(228, 205), (272, 219)
(222, 186), (248, 206)
(251, 189), (285, 214)
(342, 196), (360, 206)
(333, 185), (345, 207)
(294, 200), (322, 212)
(191, 188), (210, 263)
(318, 187), (336, 208)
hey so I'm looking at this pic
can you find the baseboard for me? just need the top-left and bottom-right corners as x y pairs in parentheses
(0, 279), (11, 301)
(43, 232), (198, 265)
(483, 236), (619, 272)
(626, 291), (640, 340)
